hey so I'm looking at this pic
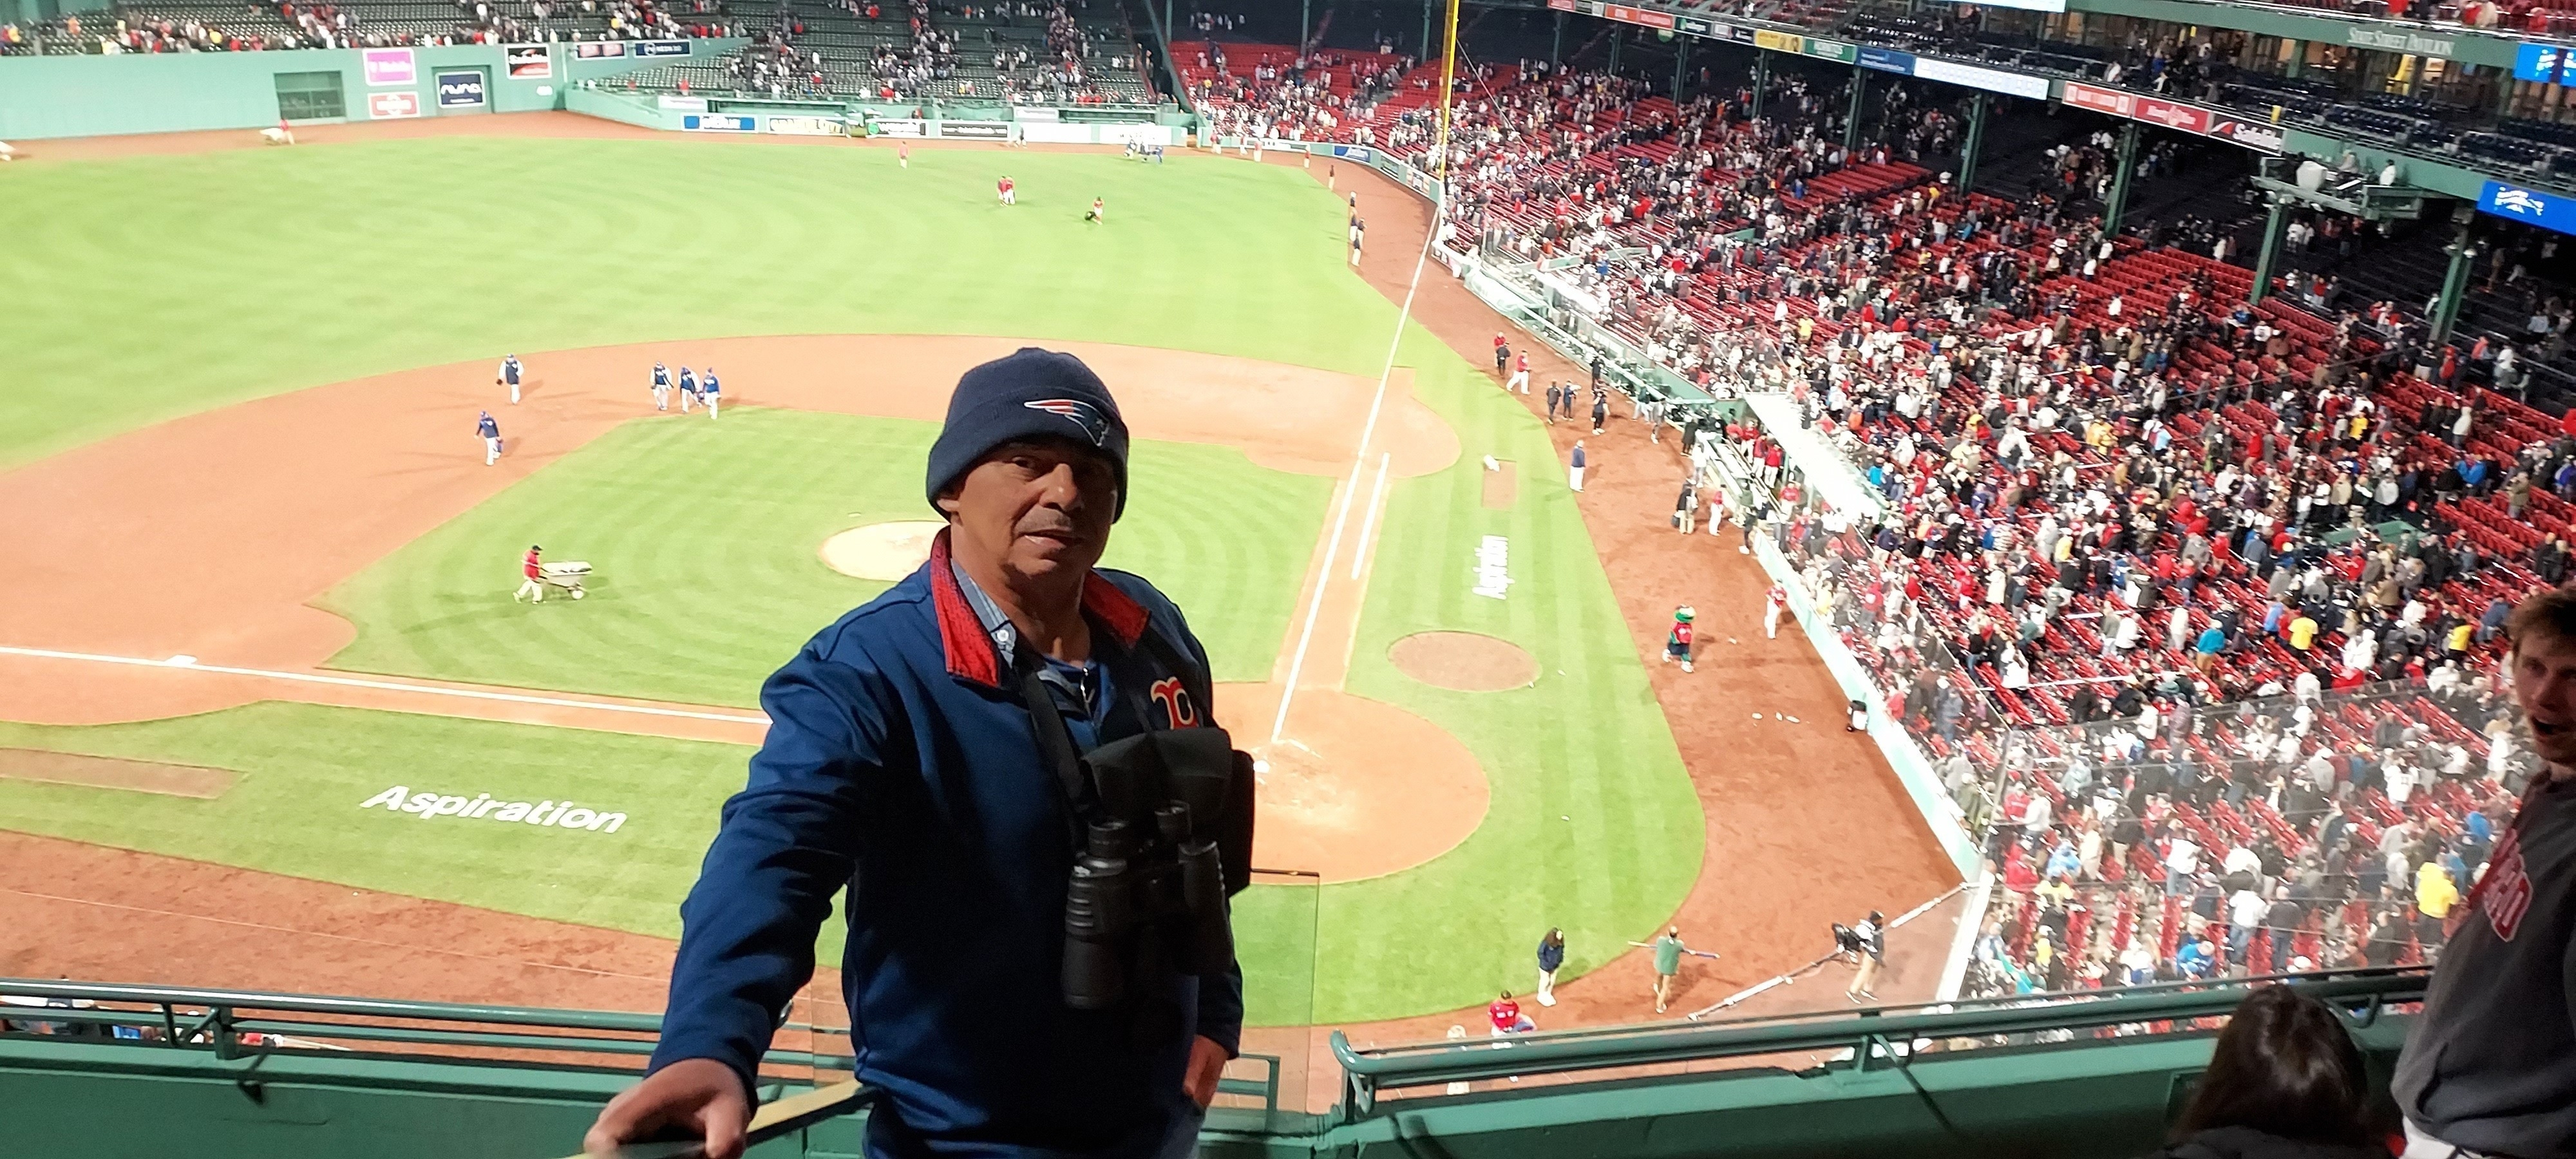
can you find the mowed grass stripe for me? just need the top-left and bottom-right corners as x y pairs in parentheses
(1287, 334), (1701, 1020)
(321, 409), (1330, 704)
(11, 142), (1701, 1024)
(0, 139), (1405, 469)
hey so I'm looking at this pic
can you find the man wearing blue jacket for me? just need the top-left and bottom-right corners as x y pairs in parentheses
(587, 348), (1242, 1159)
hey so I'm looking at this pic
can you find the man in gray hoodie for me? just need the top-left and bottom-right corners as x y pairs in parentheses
(2392, 586), (2576, 1158)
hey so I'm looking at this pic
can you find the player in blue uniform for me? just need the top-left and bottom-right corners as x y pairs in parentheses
(652, 362), (672, 411)
(498, 355), (524, 405)
(477, 410), (502, 466)
(700, 368), (721, 420)
(677, 366), (699, 413)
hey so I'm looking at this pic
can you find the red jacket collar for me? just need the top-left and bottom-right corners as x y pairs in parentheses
(927, 528), (1150, 689)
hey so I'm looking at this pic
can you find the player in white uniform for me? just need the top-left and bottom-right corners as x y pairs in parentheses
(477, 411), (503, 466)
(651, 362), (671, 411)
(700, 368), (720, 420)
(498, 355), (524, 405)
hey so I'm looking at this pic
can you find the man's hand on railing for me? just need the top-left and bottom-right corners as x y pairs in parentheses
(584, 1059), (752, 1159)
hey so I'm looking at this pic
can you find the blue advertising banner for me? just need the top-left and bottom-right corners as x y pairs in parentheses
(633, 39), (692, 57)
(1858, 46), (1915, 74)
(683, 113), (757, 131)
(2479, 180), (2576, 236)
(434, 70), (486, 108)
(2516, 41), (2566, 82)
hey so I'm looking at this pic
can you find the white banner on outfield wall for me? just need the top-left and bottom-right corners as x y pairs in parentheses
(1098, 123), (1175, 146)
(1953, 0), (2064, 11)
(1020, 122), (1094, 144)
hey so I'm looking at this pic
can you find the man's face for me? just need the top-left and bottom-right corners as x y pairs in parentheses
(2512, 628), (2576, 771)
(939, 437), (1117, 587)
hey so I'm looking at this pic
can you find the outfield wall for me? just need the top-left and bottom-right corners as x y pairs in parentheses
(0, 41), (737, 139)
(564, 86), (1186, 144)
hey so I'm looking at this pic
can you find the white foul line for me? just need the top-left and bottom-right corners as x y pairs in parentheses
(1267, 190), (1445, 744)
(0, 645), (771, 726)
(1350, 452), (1392, 581)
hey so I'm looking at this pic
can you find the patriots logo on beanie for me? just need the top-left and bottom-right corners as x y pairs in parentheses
(1024, 398), (1112, 447)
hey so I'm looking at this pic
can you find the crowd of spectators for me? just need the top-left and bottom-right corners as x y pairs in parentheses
(1184, 42), (2575, 1003)
(11, 0), (721, 55)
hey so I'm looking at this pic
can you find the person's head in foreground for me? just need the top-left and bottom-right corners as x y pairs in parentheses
(585, 348), (1243, 1159)
(2508, 585), (2576, 775)
(2155, 984), (2379, 1159)
(2388, 585), (2576, 1159)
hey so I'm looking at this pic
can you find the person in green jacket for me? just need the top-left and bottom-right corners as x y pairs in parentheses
(1652, 927), (1686, 1014)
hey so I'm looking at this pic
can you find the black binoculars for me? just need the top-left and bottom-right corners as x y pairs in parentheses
(1059, 726), (1245, 1011)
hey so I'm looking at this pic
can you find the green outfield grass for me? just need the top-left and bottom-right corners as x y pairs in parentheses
(317, 409), (1331, 702)
(2, 135), (1700, 1026)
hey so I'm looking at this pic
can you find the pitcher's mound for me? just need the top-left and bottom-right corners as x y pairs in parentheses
(1217, 684), (1487, 882)
(1389, 631), (1539, 692)
(820, 521), (945, 581)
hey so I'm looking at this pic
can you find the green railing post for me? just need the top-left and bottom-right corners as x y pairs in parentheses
(1551, 9), (1566, 69)
(2249, 195), (2287, 305)
(1958, 90), (1987, 191)
(1751, 50), (1769, 118)
(1421, 0), (1432, 61)
(2103, 120), (2140, 238)
(2430, 216), (2476, 345)
(1844, 64), (1866, 153)
(1300, 0), (1310, 52)
(1608, 24), (1623, 76)
(1674, 35), (1690, 100)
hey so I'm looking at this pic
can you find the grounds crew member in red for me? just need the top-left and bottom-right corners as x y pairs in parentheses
(590, 348), (1252, 1159)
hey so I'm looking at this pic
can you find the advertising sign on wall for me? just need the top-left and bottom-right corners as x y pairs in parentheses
(2514, 41), (2564, 81)
(681, 113), (757, 131)
(361, 47), (415, 86)
(1956, 0), (2065, 12)
(940, 120), (1012, 139)
(2062, 80), (2130, 117)
(2480, 180), (2576, 237)
(366, 90), (421, 118)
(765, 115), (845, 136)
(1600, 3), (1674, 28)
(633, 40), (692, 57)
(504, 45), (551, 79)
(1857, 46), (1914, 74)
(2206, 115), (2284, 153)
(434, 70), (486, 108)
(1548, 0), (1577, 9)
(1911, 56), (2050, 99)
(657, 94), (708, 111)
(574, 41), (627, 58)
(872, 118), (925, 137)
(2130, 95), (2211, 133)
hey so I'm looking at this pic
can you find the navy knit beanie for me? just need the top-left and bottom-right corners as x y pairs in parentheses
(925, 348), (1130, 519)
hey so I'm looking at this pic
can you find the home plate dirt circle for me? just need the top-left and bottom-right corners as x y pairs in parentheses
(1388, 631), (1540, 692)
(820, 520), (946, 581)
(1216, 683), (1488, 883)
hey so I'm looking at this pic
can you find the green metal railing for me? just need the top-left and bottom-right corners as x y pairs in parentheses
(1329, 967), (2429, 1117)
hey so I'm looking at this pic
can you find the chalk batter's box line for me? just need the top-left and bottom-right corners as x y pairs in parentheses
(0, 645), (770, 726)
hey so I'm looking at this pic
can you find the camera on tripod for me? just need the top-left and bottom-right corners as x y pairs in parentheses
(1060, 726), (1251, 1011)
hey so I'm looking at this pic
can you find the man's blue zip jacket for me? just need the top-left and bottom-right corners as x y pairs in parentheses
(649, 530), (1243, 1157)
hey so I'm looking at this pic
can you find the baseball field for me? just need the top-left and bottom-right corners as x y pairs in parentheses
(0, 120), (1720, 1030)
